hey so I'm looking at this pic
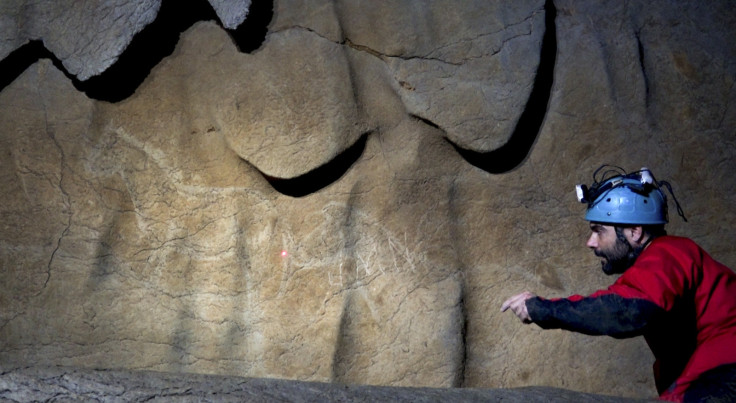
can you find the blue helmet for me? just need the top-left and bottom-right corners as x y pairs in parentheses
(576, 166), (676, 225)
(584, 177), (667, 224)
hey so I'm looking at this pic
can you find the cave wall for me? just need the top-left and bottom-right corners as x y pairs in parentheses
(0, 0), (734, 399)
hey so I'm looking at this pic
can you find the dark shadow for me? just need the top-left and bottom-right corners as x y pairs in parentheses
(635, 31), (650, 107)
(229, 0), (274, 53)
(410, 114), (441, 130)
(0, 40), (54, 92)
(457, 284), (468, 388)
(447, 0), (557, 174)
(263, 133), (370, 198)
(78, 0), (218, 102)
(331, 289), (354, 383)
(0, 0), (273, 102)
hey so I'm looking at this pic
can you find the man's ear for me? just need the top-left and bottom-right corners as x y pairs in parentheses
(627, 226), (646, 245)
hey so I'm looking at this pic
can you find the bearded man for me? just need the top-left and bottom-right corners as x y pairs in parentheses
(501, 166), (736, 402)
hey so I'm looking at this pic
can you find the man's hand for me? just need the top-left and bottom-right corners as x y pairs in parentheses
(501, 291), (536, 324)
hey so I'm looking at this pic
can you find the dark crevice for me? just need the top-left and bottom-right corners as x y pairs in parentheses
(331, 290), (354, 383)
(229, 0), (274, 53)
(457, 284), (469, 388)
(410, 114), (441, 130)
(0, 0), (273, 102)
(80, 0), (217, 101)
(635, 30), (650, 107)
(447, 0), (557, 174)
(263, 133), (370, 198)
(0, 40), (55, 91)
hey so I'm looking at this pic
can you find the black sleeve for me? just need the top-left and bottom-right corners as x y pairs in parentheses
(525, 294), (665, 338)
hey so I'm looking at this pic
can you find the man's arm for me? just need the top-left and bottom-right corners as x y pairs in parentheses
(502, 291), (664, 338)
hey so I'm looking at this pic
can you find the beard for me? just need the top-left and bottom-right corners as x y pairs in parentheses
(595, 236), (644, 275)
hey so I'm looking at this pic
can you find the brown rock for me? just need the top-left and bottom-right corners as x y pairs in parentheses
(0, 1), (734, 401)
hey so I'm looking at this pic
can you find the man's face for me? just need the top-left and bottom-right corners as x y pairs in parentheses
(586, 223), (638, 275)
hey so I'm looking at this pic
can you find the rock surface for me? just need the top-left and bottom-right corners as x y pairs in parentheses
(0, 0), (734, 401)
(0, 366), (649, 402)
(0, 0), (162, 80)
(0, 0), (254, 80)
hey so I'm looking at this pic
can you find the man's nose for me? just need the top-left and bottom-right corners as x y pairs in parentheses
(586, 234), (597, 249)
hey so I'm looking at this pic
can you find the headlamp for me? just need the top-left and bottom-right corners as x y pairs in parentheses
(639, 167), (653, 186)
(575, 184), (589, 204)
(575, 167), (651, 205)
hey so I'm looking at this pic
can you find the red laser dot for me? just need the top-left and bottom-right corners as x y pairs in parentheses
(281, 250), (288, 257)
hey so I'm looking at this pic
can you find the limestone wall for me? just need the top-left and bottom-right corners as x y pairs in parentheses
(0, 0), (734, 400)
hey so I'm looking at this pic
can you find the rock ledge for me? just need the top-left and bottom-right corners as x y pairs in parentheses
(0, 366), (651, 402)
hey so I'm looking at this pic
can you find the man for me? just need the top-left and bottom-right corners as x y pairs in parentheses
(501, 166), (736, 402)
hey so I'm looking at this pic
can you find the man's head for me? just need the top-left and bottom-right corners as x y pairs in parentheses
(576, 166), (674, 274)
(586, 222), (665, 274)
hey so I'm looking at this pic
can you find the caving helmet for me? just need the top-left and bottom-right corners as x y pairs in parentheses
(575, 165), (687, 225)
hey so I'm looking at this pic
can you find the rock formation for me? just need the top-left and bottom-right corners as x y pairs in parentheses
(0, 365), (649, 402)
(0, 0), (734, 400)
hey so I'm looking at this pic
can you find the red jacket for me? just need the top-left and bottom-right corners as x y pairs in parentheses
(526, 236), (736, 401)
